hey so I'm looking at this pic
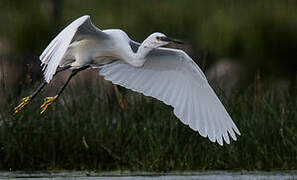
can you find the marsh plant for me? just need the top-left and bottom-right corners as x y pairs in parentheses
(0, 62), (296, 171)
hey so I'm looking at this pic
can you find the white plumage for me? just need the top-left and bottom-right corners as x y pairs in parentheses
(40, 16), (88, 83)
(39, 15), (240, 145)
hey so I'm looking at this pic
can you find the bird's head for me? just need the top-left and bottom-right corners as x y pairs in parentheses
(145, 32), (184, 48)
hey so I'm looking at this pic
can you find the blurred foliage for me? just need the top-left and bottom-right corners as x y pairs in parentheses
(0, 0), (297, 79)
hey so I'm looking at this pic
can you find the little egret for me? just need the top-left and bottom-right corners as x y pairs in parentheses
(15, 15), (240, 145)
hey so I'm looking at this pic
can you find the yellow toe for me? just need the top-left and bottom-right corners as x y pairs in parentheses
(14, 96), (32, 114)
(40, 95), (58, 114)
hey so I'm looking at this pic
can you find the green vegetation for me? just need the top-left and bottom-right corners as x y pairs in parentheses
(0, 70), (296, 171)
(0, 0), (296, 172)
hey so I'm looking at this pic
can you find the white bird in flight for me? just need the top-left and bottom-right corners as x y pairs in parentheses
(15, 15), (240, 145)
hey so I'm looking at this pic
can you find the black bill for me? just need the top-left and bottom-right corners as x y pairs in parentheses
(160, 36), (184, 44)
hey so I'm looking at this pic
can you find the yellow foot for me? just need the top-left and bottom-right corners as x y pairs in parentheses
(14, 96), (32, 114)
(40, 95), (58, 114)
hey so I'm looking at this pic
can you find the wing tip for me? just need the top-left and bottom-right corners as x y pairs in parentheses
(234, 127), (241, 136)
(217, 139), (224, 146)
(208, 127), (241, 146)
(43, 72), (51, 84)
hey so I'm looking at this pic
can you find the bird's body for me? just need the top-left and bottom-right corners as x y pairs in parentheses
(16, 15), (240, 146)
(60, 28), (169, 70)
(60, 30), (118, 70)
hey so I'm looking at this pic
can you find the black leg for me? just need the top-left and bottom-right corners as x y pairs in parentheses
(32, 65), (72, 99)
(14, 65), (71, 114)
(33, 66), (72, 98)
(40, 65), (90, 114)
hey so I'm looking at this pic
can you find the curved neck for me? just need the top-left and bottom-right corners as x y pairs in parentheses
(136, 40), (154, 59)
(127, 40), (154, 67)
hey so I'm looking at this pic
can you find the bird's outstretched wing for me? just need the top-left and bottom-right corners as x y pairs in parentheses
(40, 15), (108, 83)
(99, 47), (240, 145)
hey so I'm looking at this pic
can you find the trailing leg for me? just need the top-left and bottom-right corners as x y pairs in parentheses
(14, 65), (71, 114)
(40, 65), (90, 114)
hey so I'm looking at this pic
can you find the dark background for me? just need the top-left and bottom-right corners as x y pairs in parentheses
(0, 0), (296, 171)
(1, 0), (296, 94)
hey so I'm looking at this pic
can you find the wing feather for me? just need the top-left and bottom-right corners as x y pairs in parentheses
(40, 15), (90, 83)
(173, 80), (187, 118)
(99, 48), (240, 145)
(39, 15), (108, 83)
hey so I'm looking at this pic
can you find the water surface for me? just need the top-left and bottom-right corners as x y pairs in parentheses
(1, 171), (297, 180)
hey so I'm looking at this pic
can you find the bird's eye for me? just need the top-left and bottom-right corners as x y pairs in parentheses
(156, 36), (161, 41)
